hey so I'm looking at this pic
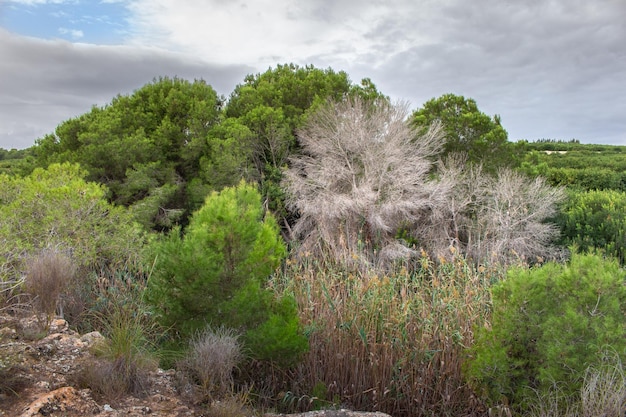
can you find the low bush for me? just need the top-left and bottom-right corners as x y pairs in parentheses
(527, 351), (626, 417)
(146, 181), (306, 366)
(466, 252), (626, 413)
(74, 298), (158, 401)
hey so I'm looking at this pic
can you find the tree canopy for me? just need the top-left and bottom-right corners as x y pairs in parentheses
(412, 94), (514, 171)
(34, 77), (223, 230)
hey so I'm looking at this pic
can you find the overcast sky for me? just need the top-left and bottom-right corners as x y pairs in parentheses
(1, 0), (624, 150)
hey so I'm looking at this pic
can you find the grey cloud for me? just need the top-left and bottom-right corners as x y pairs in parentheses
(0, 30), (254, 149)
(339, 0), (626, 144)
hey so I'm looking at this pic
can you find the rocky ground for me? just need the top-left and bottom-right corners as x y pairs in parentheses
(0, 314), (393, 417)
(0, 314), (200, 416)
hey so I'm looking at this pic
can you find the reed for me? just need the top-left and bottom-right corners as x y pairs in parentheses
(273, 251), (500, 416)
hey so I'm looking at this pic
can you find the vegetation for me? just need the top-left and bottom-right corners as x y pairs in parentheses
(411, 93), (518, 171)
(23, 249), (75, 328)
(1, 66), (625, 416)
(272, 253), (496, 416)
(555, 189), (626, 264)
(145, 181), (306, 365)
(284, 96), (446, 267)
(467, 253), (626, 413)
(34, 77), (223, 230)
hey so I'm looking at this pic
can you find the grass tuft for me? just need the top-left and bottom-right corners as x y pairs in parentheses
(177, 326), (243, 402)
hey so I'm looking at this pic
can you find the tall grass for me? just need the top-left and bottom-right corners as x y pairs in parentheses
(24, 249), (75, 327)
(273, 251), (500, 416)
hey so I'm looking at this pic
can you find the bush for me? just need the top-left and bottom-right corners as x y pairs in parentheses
(555, 189), (626, 264)
(74, 303), (158, 401)
(146, 181), (306, 366)
(466, 253), (626, 412)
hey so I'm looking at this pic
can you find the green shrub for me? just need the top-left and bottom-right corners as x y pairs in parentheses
(466, 253), (626, 412)
(145, 180), (306, 366)
(555, 189), (626, 264)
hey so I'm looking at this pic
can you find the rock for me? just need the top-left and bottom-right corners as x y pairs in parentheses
(80, 331), (105, 348)
(18, 386), (100, 417)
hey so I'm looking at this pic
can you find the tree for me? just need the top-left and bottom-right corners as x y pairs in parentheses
(34, 77), (223, 230)
(145, 181), (306, 364)
(412, 94), (514, 171)
(426, 158), (565, 264)
(225, 64), (386, 225)
(0, 163), (143, 275)
(283, 96), (449, 267)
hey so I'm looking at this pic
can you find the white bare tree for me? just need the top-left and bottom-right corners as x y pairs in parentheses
(283, 96), (449, 267)
(468, 168), (565, 264)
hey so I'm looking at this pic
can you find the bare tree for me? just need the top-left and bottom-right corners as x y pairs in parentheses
(468, 168), (565, 264)
(283, 96), (448, 267)
(417, 153), (487, 260)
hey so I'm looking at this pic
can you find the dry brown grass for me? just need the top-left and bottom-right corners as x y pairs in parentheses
(177, 326), (243, 402)
(273, 251), (498, 416)
(23, 249), (75, 326)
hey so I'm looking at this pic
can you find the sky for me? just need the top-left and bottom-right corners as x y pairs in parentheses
(1, 0), (624, 150)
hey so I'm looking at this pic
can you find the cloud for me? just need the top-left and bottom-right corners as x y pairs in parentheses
(58, 27), (83, 39)
(1, 0), (625, 148)
(0, 29), (254, 149)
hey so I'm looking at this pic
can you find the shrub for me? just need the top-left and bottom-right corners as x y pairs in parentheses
(555, 189), (626, 264)
(145, 181), (306, 366)
(74, 303), (157, 401)
(466, 253), (626, 412)
(526, 351), (626, 417)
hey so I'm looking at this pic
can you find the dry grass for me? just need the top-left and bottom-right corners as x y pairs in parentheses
(177, 326), (243, 402)
(23, 249), (75, 326)
(273, 251), (498, 416)
(72, 295), (158, 403)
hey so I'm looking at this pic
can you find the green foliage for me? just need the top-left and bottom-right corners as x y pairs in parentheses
(225, 64), (384, 223)
(519, 144), (626, 192)
(0, 147), (35, 176)
(555, 189), (626, 264)
(412, 93), (514, 171)
(34, 77), (223, 230)
(466, 253), (626, 412)
(145, 181), (306, 365)
(0, 163), (144, 280)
